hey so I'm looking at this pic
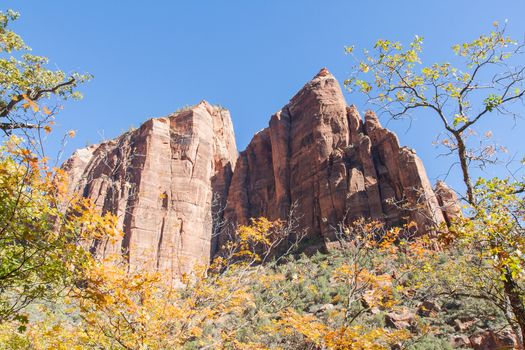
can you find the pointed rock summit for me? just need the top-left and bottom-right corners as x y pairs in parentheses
(64, 69), (458, 274)
(316, 67), (332, 77)
(435, 181), (462, 225)
(223, 69), (451, 250)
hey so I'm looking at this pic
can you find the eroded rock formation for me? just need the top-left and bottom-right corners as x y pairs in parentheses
(64, 68), (459, 273)
(435, 181), (462, 226)
(224, 68), (451, 250)
(63, 101), (237, 275)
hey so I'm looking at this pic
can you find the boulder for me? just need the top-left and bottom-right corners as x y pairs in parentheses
(469, 329), (518, 350)
(453, 318), (477, 333)
(449, 334), (471, 348)
(417, 300), (441, 317)
(385, 308), (416, 330)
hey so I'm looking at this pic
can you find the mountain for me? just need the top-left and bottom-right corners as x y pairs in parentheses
(63, 102), (237, 276)
(223, 68), (458, 252)
(63, 68), (458, 274)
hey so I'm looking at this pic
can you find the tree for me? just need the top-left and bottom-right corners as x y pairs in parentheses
(0, 217), (428, 349)
(0, 137), (121, 323)
(0, 9), (107, 324)
(433, 178), (525, 347)
(347, 23), (525, 346)
(0, 9), (90, 142)
(345, 22), (524, 205)
(17, 218), (304, 349)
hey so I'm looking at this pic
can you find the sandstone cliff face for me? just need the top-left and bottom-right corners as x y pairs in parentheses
(63, 101), (237, 275)
(435, 181), (462, 226)
(65, 68), (459, 273)
(224, 68), (449, 249)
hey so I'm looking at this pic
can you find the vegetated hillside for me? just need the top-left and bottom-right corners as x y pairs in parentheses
(0, 218), (516, 349)
(250, 248), (510, 350)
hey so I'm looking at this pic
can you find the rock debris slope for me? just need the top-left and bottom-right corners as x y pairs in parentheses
(64, 68), (458, 273)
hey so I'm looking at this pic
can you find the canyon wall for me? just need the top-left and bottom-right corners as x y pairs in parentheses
(63, 101), (237, 275)
(64, 69), (459, 273)
(223, 68), (452, 251)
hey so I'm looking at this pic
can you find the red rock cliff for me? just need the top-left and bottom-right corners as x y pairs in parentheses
(63, 101), (237, 276)
(64, 69), (458, 273)
(223, 69), (450, 249)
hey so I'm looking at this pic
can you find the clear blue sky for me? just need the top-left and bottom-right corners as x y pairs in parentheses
(4, 1), (525, 193)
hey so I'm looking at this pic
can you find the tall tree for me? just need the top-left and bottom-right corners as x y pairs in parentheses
(0, 9), (90, 139)
(347, 23), (525, 345)
(0, 9), (106, 324)
(345, 22), (524, 205)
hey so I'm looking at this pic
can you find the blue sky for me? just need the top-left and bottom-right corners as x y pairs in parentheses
(4, 1), (525, 193)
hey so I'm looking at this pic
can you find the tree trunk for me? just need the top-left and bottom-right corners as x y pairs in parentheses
(504, 268), (525, 347)
(453, 132), (475, 205)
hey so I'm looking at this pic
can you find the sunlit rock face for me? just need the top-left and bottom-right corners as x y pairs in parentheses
(63, 101), (237, 276)
(223, 68), (451, 250)
(434, 180), (462, 226)
(64, 68), (458, 274)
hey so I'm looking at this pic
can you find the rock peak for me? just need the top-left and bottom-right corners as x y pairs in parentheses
(435, 181), (461, 225)
(289, 67), (345, 111)
(364, 110), (381, 128)
(316, 67), (332, 77)
(226, 71), (453, 251)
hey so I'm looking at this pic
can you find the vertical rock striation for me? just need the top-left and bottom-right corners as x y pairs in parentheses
(63, 101), (237, 275)
(435, 181), (462, 226)
(224, 68), (451, 249)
